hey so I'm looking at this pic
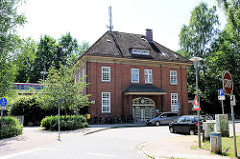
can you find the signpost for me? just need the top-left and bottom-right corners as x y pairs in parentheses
(190, 56), (203, 148)
(218, 89), (225, 114)
(0, 98), (7, 139)
(223, 71), (237, 157)
(58, 99), (61, 141)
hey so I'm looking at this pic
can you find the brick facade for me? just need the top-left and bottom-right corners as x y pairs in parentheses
(77, 59), (189, 118)
(76, 30), (192, 120)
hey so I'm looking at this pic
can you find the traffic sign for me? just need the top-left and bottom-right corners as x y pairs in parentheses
(193, 96), (201, 111)
(218, 89), (224, 96)
(0, 107), (6, 110)
(231, 95), (236, 106)
(0, 98), (7, 107)
(223, 71), (233, 95)
(218, 89), (225, 100)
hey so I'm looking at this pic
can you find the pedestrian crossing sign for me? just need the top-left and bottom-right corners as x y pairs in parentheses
(192, 96), (201, 111)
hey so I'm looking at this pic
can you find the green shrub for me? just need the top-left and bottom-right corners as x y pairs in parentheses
(41, 115), (88, 131)
(10, 96), (45, 126)
(0, 116), (23, 139)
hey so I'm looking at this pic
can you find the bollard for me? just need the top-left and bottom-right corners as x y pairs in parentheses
(210, 132), (222, 154)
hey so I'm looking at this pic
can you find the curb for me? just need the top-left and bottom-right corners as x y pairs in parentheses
(84, 123), (146, 135)
(84, 127), (111, 135)
(139, 142), (156, 159)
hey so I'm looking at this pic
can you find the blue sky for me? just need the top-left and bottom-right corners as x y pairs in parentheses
(17, 0), (226, 51)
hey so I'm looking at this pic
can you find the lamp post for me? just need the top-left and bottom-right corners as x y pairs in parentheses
(190, 56), (203, 148)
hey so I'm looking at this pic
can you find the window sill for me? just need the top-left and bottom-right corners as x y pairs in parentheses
(101, 112), (111, 114)
(101, 81), (111, 83)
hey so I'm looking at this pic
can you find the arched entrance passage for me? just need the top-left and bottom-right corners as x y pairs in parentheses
(132, 97), (156, 122)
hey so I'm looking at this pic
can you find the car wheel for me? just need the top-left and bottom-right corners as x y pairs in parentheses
(189, 129), (195, 135)
(169, 127), (174, 133)
(155, 121), (160, 126)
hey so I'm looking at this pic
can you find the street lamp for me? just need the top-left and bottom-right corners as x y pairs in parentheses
(190, 56), (203, 148)
(40, 71), (48, 82)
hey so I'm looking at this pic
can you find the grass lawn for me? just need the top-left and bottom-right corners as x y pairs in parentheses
(201, 136), (240, 157)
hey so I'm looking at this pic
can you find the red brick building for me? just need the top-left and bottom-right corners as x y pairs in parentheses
(76, 29), (192, 121)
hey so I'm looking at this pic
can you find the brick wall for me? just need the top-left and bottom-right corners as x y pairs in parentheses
(82, 61), (189, 117)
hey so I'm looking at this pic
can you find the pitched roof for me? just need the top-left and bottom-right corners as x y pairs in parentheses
(81, 31), (191, 64)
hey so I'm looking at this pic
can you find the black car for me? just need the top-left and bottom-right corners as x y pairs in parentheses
(169, 115), (205, 135)
(146, 112), (179, 126)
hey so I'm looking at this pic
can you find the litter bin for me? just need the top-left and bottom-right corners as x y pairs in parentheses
(210, 132), (222, 154)
(86, 114), (91, 120)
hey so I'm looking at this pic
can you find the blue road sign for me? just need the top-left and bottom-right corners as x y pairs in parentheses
(0, 98), (7, 106)
(218, 89), (224, 96)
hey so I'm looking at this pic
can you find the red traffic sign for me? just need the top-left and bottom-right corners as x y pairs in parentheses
(193, 96), (201, 111)
(223, 71), (233, 95)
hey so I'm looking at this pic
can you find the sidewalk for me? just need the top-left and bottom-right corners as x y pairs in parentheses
(141, 135), (232, 159)
(142, 122), (240, 159)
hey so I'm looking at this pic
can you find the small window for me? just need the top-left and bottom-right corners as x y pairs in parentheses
(178, 117), (185, 122)
(141, 50), (150, 55)
(145, 69), (152, 83)
(102, 66), (110, 82)
(185, 117), (192, 123)
(131, 68), (139, 83)
(75, 74), (77, 83)
(102, 92), (111, 113)
(78, 73), (81, 82)
(82, 69), (85, 82)
(167, 113), (178, 117)
(132, 49), (150, 55)
(170, 70), (177, 85)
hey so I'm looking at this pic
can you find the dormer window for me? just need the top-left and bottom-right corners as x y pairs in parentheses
(132, 49), (150, 55)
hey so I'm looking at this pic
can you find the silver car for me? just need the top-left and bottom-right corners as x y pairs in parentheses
(146, 112), (179, 126)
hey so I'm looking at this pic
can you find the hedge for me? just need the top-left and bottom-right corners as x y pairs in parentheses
(41, 115), (88, 131)
(0, 116), (23, 139)
(10, 96), (45, 126)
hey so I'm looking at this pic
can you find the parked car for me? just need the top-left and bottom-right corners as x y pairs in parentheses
(169, 115), (205, 135)
(146, 112), (179, 126)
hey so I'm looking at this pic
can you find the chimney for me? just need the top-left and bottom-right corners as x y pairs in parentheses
(146, 29), (153, 42)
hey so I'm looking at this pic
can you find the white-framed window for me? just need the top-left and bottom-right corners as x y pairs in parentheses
(75, 74), (77, 83)
(78, 73), (81, 82)
(82, 69), (85, 82)
(170, 70), (178, 84)
(102, 92), (111, 113)
(132, 49), (150, 55)
(102, 66), (111, 82)
(145, 69), (152, 83)
(131, 68), (139, 83)
(171, 93), (178, 112)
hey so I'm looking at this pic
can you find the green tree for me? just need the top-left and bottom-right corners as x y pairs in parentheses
(208, 0), (240, 114)
(15, 38), (36, 83)
(32, 35), (57, 82)
(179, 2), (221, 113)
(37, 64), (90, 115)
(0, 0), (26, 97)
(58, 33), (89, 65)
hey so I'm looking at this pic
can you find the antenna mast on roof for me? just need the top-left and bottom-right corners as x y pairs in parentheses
(107, 6), (113, 34)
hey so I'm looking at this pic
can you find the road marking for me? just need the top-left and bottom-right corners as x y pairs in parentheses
(87, 153), (116, 158)
(0, 149), (40, 159)
(0, 148), (62, 159)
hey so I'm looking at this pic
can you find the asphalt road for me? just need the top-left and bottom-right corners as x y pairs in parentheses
(3, 126), (180, 159)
